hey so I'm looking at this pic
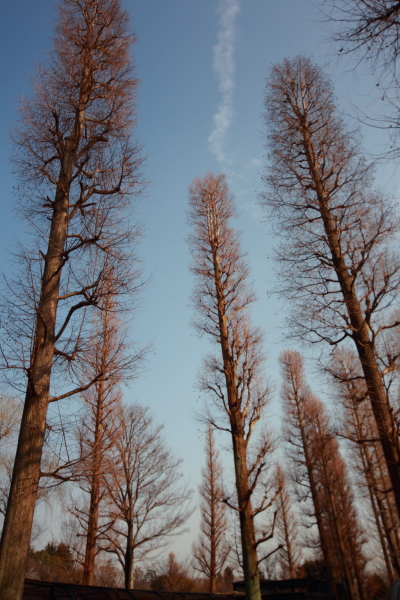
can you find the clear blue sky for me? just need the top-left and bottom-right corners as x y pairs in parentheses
(0, 0), (398, 558)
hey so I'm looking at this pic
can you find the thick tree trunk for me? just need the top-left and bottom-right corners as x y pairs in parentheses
(233, 436), (261, 600)
(303, 130), (400, 517)
(0, 174), (71, 600)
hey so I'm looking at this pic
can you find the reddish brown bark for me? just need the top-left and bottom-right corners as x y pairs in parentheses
(188, 174), (272, 600)
(280, 350), (366, 600)
(330, 350), (400, 581)
(264, 56), (400, 518)
(0, 2), (139, 598)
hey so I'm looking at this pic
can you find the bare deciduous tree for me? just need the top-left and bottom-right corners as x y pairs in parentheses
(0, 396), (20, 446)
(101, 403), (192, 590)
(188, 173), (275, 600)
(262, 56), (400, 519)
(325, 1), (400, 158)
(273, 464), (301, 580)
(192, 425), (230, 592)
(310, 402), (366, 600)
(70, 285), (146, 586)
(0, 1), (141, 597)
(280, 350), (366, 600)
(280, 350), (339, 596)
(329, 349), (400, 582)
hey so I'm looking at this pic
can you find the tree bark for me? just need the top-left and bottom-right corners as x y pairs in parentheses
(82, 380), (104, 585)
(188, 174), (270, 600)
(0, 166), (73, 599)
(125, 520), (135, 589)
(214, 245), (261, 600)
(0, 2), (138, 597)
(303, 132), (400, 516)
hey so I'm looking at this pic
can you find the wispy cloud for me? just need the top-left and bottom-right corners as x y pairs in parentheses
(208, 0), (240, 165)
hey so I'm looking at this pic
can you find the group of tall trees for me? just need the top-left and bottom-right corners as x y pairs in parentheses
(186, 44), (400, 600)
(1, 1), (400, 600)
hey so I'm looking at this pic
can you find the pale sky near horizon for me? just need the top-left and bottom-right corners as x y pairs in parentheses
(0, 0), (399, 562)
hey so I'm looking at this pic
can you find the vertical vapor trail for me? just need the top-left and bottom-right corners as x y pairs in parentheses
(208, 0), (240, 165)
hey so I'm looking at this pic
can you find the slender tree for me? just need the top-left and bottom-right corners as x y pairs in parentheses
(71, 282), (146, 586)
(79, 304), (122, 585)
(280, 350), (366, 600)
(188, 173), (274, 600)
(192, 425), (230, 592)
(280, 350), (339, 596)
(273, 464), (301, 580)
(0, 1), (141, 597)
(330, 349), (400, 581)
(101, 403), (192, 589)
(310, 399), (366, 600)
(263, 56), (400, 518)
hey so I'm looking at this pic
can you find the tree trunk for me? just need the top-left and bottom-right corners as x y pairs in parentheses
(125, 521), (135, 589)
(82, 394), (103, 587)
(303, 129), (400, 517)
(0, 170), (72, 600)
(83, 310), (109, 585)
(83, 475), (100, 585)
(283, 370), (339, 599)
(299, 417), (339, 600)
(352, 395), (399, 580)
(209, 494), (217, 594)
(233, 436), (261, 600)
(214, 255), (261, 600)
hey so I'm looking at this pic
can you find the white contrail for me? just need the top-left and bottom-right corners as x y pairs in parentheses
(208, 0), (240, 165)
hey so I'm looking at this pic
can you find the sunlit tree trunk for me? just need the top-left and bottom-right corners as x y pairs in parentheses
(280, 350), (340, 599)
(263, 56), (400, 518)
(0, 2), (139, 597)
(188, 174), (273, 600)
(330, 350), (400, 582)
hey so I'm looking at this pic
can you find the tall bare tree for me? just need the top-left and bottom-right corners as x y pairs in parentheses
(330, 349), (400, 582)
(192, 425), (230, 592)
(325, 1), (400, 158)
(280, 350), (339, 596)
(71, 283), (146, 586)
(188, 173), (275, 600)
(101, 403), (192, 590)
(0, 1), (141, 597)
(0, 396), (21, 521)
(310, 400), (366, 600)
(280, 350), (366, 600)
(262, 56), (400, 519)
(273, 464), (301, 580)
